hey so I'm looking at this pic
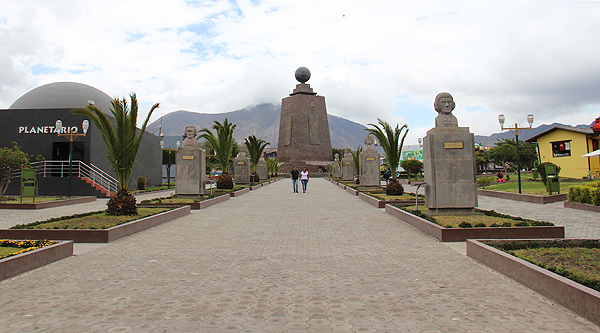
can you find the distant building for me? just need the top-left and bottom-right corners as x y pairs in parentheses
(0, 82), (161, 197)
(526, 124), (600, 179)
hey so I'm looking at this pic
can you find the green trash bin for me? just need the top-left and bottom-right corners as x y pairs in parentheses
(544, 164), (560, 194)
(532, 168), (539, 180)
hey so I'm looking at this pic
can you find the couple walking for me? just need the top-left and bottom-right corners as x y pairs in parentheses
(290, 167), (310, 193)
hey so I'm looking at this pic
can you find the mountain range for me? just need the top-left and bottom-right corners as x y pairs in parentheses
(147, 103), (594, 149)
(147, 103), (370, 150)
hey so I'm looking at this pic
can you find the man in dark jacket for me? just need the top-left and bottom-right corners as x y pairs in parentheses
(290, 167), (300, 193)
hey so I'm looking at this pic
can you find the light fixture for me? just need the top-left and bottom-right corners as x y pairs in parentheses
(498, 114), (505, 129)
(176, 141), (180, 148)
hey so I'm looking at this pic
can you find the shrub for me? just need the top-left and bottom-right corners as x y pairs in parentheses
(477, 176), (496, 189)
(458, 222), (473, 228)
(137, 176), (147, 190)
(501, 222), (513, 227)
(514, 221), (530, 227)
(490, 223), (500, 227)
(474, 222), (486, 228)
(569, 184), (600, 206)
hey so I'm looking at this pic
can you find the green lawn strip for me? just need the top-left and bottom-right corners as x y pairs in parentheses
(0, 196), (68, 204)
(488, 240), (600, 292)
(395, 205), (553, 228)
(10, 208), (171, 230)
(367, 193), (417, 201)
(0, 240), (57, 259)
(484, 180), (593, 195)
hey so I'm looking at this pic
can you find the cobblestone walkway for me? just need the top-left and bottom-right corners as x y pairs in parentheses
(0, 179), (598, 332)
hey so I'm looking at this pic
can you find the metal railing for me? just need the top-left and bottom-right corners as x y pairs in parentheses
(12, 160), (119, 194)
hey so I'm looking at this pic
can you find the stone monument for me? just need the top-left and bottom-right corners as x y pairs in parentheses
(233, 149), (251, 184)
(360, 134), (380, 186)
(341, 148), (355, 181)
(423, 92), (477, 214)
(277, 67), (333, 173)
(332, 153), (341, 178)
(256, 156), (268, 180)
(175, 125), (206, 196)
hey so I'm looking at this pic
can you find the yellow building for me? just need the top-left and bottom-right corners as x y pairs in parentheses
(527, 125), (600, 179)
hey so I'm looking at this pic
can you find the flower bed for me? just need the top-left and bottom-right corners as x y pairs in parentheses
(359, 192), (424, 208)
(0, 196), (97, 210)
(139, 193), (230, 209)
(467, 239), (600, 326)
(1, 240), (73, 281)
(385, 205), (564, 242)
(0, 206), (190, 243)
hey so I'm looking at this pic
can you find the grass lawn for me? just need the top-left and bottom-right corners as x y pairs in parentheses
(0, 196), (68, 204)
(483, 179), (592, 195)
(397, 206), (553, 228)
(491, 241), (600, 292)
(0, 247), (22, 258)
(367, 193), (418, 201)
(142, 185), (249, 204)
(11, 208), (171, 230)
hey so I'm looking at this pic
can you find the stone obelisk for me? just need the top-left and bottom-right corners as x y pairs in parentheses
(277, 67), (333, 173)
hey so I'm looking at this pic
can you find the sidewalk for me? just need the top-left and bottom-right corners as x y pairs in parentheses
(0, 179), (598, 332)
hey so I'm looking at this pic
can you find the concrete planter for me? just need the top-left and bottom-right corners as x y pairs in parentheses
(0, 206), (190, 243)
(139, 193), (231, 209)
(359, 192), (425, 208)
(478, 189), (567, 204)
(1, 241), (73, 281)
(384, 204), (565, 242)
(345, 186), (359, 196)
(337, 183), (346, 190)
(0, 196), (97, 210)
(564, 201), (600, 213)
(230, 188), (250, 197)
(249, 184), (262, 191)
(467, 239), (600, 326)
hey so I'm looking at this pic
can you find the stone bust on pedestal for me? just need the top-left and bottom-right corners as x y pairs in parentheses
(434, 92), (458, 128)
(176, 124), (205, 196)
(183, 125), (198, 147)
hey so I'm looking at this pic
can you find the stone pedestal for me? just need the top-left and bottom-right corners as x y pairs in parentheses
(332, 161), (341, 178)
(341, 155), (355, 181)
(175, 147), (206, 196)
(233, 153), (251, 184)
(256, 158), (268, 180)
(360, 150), (380, 186)
(423, 127), (477, 214)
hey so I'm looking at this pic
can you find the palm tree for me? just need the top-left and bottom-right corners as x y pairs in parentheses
(72, 93), (159, 215)
(198, 119), (236, 189)
(349, 146), (363, 184)
(244, 135), (269, 181)
(365, 118), (409, 195)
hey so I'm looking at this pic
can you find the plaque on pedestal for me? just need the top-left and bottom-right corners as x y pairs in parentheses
(360, 135), (380, 186)
(341, 149), (354, 181)
(175, 147), (206, 196)
(233, 152), (251, 184)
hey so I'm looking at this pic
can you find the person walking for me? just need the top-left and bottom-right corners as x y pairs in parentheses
(300, 167), (309, 193)
(290, 167), (300, 193)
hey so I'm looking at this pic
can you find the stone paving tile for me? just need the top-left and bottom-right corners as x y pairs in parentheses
(0, 180), (598, 331)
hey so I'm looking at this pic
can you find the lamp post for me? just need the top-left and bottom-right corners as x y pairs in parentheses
(55, 119), (89, 198)
(498, 113), (534, 194)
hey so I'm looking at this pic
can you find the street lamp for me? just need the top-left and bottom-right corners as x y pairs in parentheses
(55, 119), (89, 198)
(498, 113), (534, 194)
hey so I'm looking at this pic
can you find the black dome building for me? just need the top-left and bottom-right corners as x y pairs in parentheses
(1, 82), (161, 197)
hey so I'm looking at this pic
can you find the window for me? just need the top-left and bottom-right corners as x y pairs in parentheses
(552, 141), (571, 157)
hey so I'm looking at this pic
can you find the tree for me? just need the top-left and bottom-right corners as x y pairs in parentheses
(198, 119), (236, 189)
(162, 148), (176, 187)
(400, 159), (423, 180)
(72, 93), (159, 215)
(487, 139), (516, 172)
(475, 150), (489, 171)
(365, 119), (409, 195)
(0, 142), (31, 198)
(244, 135), (269, 181)
(349, 146), (362, 183)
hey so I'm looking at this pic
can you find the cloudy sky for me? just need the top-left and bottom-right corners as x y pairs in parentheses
(2, 0), (599, 144)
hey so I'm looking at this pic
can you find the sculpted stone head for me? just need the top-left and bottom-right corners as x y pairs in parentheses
(183, 125), (198, 147)
(434, 92), (455, 115)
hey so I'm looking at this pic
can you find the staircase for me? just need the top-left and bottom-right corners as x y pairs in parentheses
(12, 160), (119, 197)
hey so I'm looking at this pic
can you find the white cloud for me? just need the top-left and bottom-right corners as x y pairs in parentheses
(1, 0), (599, 141)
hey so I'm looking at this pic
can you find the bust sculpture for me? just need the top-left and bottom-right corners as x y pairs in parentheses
(183, 125), (198, 147)
(434, 92), (458, 128)
(334, 153), (339, 161)
(364, 134), (375, 151)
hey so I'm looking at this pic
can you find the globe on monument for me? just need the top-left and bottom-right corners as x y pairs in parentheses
(295, 67), (311, 83)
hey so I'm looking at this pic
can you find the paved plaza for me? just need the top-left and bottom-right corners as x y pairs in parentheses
(1, 179), (599, 332)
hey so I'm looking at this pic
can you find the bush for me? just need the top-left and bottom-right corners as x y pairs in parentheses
(474, 222), (486, 228)
(137, 176), (147, 190)
(569, 184), (600, 206)
(477, 176), (496, 189)
(458, 222), (473, 228)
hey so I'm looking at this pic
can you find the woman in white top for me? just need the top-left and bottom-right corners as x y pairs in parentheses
(300, 167), (310, 193)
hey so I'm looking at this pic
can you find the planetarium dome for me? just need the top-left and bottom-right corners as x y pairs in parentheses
(9, 82), (113, 115)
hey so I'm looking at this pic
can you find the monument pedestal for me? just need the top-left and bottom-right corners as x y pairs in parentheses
(175, 147), (206, 196)
(341, 155), (354, 181)
(360, 150), (380, 186)
(233, 153), (251, 184)
(423, 127), (477, 215)
(256, 158), (268, 180)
